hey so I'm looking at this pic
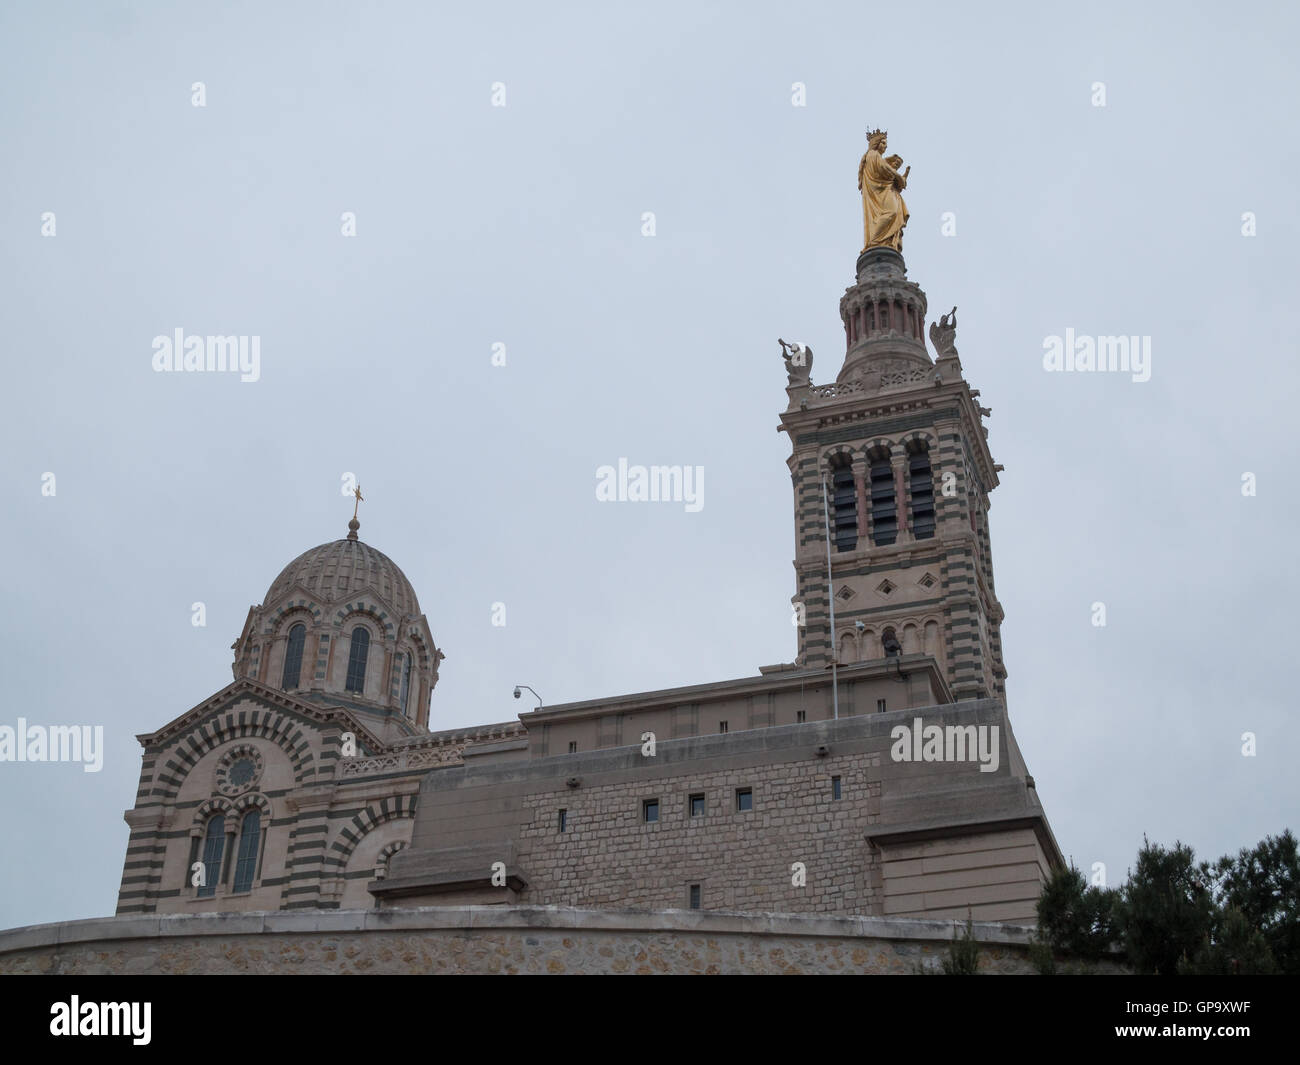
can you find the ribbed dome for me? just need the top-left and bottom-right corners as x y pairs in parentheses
(265, 537), (420, 618)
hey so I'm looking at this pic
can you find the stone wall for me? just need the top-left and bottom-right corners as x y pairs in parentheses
(0, 907), (1123, 975)
(380, 701), (1061, 923)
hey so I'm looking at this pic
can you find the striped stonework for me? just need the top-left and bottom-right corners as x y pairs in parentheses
(777, 254), (1006, 704)
(114, 677), (492, 916)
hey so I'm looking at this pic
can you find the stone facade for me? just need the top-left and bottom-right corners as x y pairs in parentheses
(0, 908), (1126, 976)
(92, 231), (1064, 947)
(381, 699), (1056, 923)
(115, 678), (521, 914)
(788, 248), (1005, 704)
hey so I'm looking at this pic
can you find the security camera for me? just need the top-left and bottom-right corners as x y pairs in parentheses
(513, 687), (521, 699)
(854, 620), (866, 632)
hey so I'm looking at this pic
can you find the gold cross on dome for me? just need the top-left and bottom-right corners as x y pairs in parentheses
(352, 485), (364, 519)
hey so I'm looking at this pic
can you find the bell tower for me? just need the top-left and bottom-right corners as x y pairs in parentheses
(778, 136), (1006, 703)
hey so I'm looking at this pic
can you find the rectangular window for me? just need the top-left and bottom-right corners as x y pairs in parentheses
(796, 710), (806, 723)
(877, 698), (887, 713)
(736, 788), (753, 812)
(832, 776), (842, 800)
(689, 793), (705, 817)
(558, 809), (567, 833)
(719, 721), (729, 733)
(689, 884), (701, 910)
(643, 799), (659, 823)
(568, 741), (577, 754)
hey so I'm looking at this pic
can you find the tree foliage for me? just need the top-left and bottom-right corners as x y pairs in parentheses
(1035, 830), (1297, 975)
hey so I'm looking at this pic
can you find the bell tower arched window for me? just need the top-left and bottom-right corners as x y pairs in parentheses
(345, 626), (370, 693)
(869, 454), (897, 546)
(829, 459), (858, 553)
(282, 623), (306, 689)
(908, 445), (936, 540)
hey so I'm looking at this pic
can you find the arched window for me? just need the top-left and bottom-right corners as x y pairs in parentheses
(232, 811), (261, 893)
(399, 652), (412, 716)
(830, 460), (858, 553)
(345, 626), (370, 693)
(909, 445), (936, 540)
(197, 815), (226, 898)
(869, 454), (897, 546)
(281, 623), (306, 689)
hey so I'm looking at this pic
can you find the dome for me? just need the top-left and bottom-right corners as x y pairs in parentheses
(264, 534), (421, 619)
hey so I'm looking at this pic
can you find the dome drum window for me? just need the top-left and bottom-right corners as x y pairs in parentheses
(281, 623), (307, 689)
(345, 626), (370, 694)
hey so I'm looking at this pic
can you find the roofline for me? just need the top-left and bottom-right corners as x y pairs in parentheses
(516, 654), (949, 726)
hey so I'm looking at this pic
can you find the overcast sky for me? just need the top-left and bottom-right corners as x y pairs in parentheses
(1, 0), (1296, 931)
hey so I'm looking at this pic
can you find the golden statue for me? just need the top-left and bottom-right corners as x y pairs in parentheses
(858, 129), (910, 252)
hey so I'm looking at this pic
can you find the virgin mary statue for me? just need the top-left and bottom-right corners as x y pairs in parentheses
(858, 130), (910, 252)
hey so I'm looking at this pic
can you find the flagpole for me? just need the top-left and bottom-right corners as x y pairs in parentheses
(822, 475), (839, 720)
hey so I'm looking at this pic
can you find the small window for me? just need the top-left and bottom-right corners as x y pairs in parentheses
(736, 788), (753, 813)
(796, 710), (806, 723)
(689, 794), (705, 817)
(643, 799), (659, 823)
(719, 720), (729, 734)
(832, 776), (842, 800)
(558, 809), (567, 833)
(689, 884), (701, 910)
(568, 741), (577, 754)
(877, 698), (887, 713)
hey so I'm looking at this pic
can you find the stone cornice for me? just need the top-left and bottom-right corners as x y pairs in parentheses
(135, 678), (386, 754)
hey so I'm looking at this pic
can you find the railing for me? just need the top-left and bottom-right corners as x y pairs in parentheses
(807, 381), (864, 399)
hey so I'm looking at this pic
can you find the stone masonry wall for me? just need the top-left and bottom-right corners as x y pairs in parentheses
(386, 701), (1057, 923)
(515, 750), (884, 913)
(0, 907), (1126, 976)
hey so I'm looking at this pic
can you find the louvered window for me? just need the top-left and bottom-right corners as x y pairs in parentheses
(910, 450), (936, 540)
(870, 459), (897, 545)
(831, 466), (858, 552)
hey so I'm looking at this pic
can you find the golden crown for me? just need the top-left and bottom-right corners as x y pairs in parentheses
(865, 127), (887, 141)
